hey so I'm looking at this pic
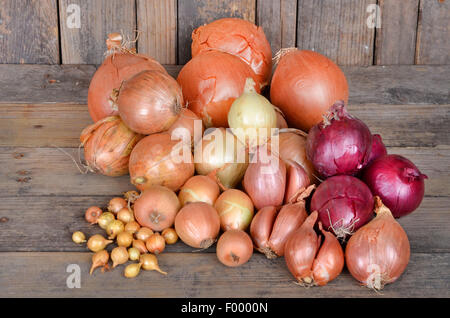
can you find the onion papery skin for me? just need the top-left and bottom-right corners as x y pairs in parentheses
(194, 128), (249, 189)
(214, 189), (254, 231)
(345, 197), (410, 290)
(174, 202), (220, 249)
(367, 134), (387, 166)
(306, 102), (373, 177)
(312, 223), (345, 286)
(284, 211), (320, 284)
(117, 70), (183, 135)
(311, 175), (374, 238)
(177, 50), (261, 128)
(80, 116), (143, 176)
(284, 160), (311, 204)
(129, 133), (194, 192)
(133, 185), (180, 232)
(270, 49), (349, 132)
(278, 132), (318, 184)
(363, 155), (427, 218)
(88, 51), (166, 122)
(167, 108), (204, 147)
(243, 146), (286, 210)
(216, 230), (253, 267)
(191, 18), (272, 88)
(178, 175), (220, 206)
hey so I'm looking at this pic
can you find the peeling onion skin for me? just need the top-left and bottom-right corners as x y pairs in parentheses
(345, 197), (410, 291)
(312, 223), (345, 286)
(191, 18), (272, 88)
(271, 49), (349, 132)
(311, 175), (374, 239)
(80, 116), (143, 177)
(88, 45), (167, 122)
(129, 133), (194, 192)
(118, 70), (183, 135)
(177, 50), (261, 128)
(284, 160), (311, 204)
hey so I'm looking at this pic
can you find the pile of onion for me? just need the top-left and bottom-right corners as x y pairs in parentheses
(191, 18), (272, 88)
(346, 197), (410, 290)
(306, 101), (373, 177)
(194, 127), (249, 189)
(117, 70), (183, 135)
(270, 49), (349, 131)
(363, 155), (427, 218)
(129, 133), (194, 191)
(88, 33), (166, 122)
(311, 175), (374, 239)
(284, 211), (344, 286)
(177, 50), (260, 128)
(80, 116), (143, 176)
(133, 185), (180, 231)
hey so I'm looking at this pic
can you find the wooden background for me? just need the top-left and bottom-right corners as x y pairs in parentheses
(0, 0), (449, 65)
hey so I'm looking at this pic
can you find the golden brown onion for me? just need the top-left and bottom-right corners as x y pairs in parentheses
(216, 230), (253, 267)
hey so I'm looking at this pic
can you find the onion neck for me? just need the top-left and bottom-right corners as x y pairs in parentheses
(321, 100), (346, 127)
(402, 167), (428, 182)
(374, 196), (393, 218)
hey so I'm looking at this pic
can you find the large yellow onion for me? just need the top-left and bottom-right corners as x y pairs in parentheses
(194, 128), (249, 189)
(80, 116), (143, 176)
(129, 133), (194, 191)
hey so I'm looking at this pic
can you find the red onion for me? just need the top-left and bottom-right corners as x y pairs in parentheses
(306, 101), (372, 178)
(367, 134), (387, 166)
(311, 175), (374, 238)
(362, 155), (427, 218)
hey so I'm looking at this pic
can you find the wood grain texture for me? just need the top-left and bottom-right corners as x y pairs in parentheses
(0, 195), (447, 253)
(59, 0), (136, 64)
(415, 0), (450, 64)
(136, 0), (177, 64)
(0, 146), (447, 197)
(1, 103), (448, 148)
(177, 0), (256, 64)
(297, 0), (376, 66)
(375, 0), (419, 65)
(0, 0), (59, 64)
(0, 252), (448, 297)
(256, 0), (297, 55)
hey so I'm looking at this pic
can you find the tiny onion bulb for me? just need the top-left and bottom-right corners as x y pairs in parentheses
(90, 250), (109, 275)
(162, 228), (178, 245)
(124, 263), (141, 278)
(135, 227), (154, 241)
(108, 197), (127, 215)
(87, 234), (113, 252)
(116, 231), (133, 247)
(146, 233), (166, 254)
(72, 231), (86, 244)
(140, 254), (167, 275)
(98, 212), (115, 230)
(132, 239), (148, 254)
(106, 219), (124, 239)
(111, 246), (129, 268)
(124, 221), (141, 234)
(117, 208), (135, 224)
(128, 247), (141, 261)
(85, 206), (102, 224)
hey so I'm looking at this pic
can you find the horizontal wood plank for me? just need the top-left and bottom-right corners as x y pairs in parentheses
(1, 103), (448, 148)
(0, 146), (447, 197)
(0, 252), (448, 297)
(0, 195), (447, 254)
(0, 64), (448, 105)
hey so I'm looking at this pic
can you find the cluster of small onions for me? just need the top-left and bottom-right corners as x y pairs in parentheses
(72, 192), (176, 278)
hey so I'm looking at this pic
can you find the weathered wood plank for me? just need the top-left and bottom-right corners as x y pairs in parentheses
(59, 0), (136, 64)
(0, 0), (59, 64)
(415, 0), (450, 65)
(0, 195), (446, 254)
(256, 0), (297, 55)
(1, 103), (448, 148)
(177, 0), (256, 64)
(375, 0), (419, 65)
(136, 0), (177, 64)
(297, 0), (376, 66)
(0, 252), (448, 297)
